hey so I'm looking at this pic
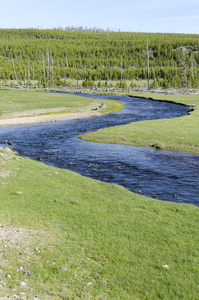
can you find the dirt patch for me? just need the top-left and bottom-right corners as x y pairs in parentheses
(0, 111), (101, 127)
(0, 224), (42, 250)
(0, 222), (54, 300)
(0, 103), (103, 127)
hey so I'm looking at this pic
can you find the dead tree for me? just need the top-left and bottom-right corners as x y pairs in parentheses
(42, 53), (46, 88)
(47, 50), (50, 88)
(66, 50), (69, 68)
(147, 39), (150, 91)
(12, 58), (18, 85)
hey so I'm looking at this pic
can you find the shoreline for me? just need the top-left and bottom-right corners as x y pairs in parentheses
(0, 111), (101, 127)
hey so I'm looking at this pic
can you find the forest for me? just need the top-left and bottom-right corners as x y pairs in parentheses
(0, 28), (199, 89)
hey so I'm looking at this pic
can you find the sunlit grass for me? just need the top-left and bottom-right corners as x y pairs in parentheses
(0, 148), (199, 299)
(0, 89), (123, 116)
(80, 93), (199, 155)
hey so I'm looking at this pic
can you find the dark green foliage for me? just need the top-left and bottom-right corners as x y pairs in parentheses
(0, 29), (199, 87)
(116, 80), (128, 91)
(82, 79), (95, 87)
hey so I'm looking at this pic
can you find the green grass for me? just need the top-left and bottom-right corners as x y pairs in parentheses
(130, 92), (199, 106)
(0, 148), (199, 299)
(0, 90), (91, 113)
(0, 89), (123, 115)
(99, 99), (124, 114)
(80, 93), (199, 155)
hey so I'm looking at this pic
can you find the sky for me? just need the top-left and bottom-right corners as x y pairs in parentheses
(0, 0), (199, 34)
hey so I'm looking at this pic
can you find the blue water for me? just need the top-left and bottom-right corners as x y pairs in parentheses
(0, 93), (198, 205)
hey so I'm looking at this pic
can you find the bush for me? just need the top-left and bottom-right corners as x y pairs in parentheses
(130, 81), (137, 88)
(82, 79), (94, 87)
(55, 75), (64, 86)
(97, 81), (102, 87)
(151, 80), (158, 89)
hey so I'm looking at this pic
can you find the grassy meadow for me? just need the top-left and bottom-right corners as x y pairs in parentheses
(0, 89), (123, 117)
(0, 148), (199, 299)
(80, 93), (199, 155)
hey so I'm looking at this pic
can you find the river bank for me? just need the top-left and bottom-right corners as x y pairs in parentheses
(0, 89), (123, 127)
(80, 92), (199, 155)
(0, 110), (101, 126)
(1, 147), (199, 299)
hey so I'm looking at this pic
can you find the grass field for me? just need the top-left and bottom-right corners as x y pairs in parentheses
(80, 93), (199, 155)
(0, 89), (123, 116)
(0, 148), (199, 299)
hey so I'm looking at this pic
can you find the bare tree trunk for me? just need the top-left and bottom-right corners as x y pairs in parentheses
(77, 64), (79, 86)
(28, 66), (31, 81)
(66, 50), (69, 68)
(120, 53), (123, 81)
(190, 55), (194, 77)
(18, 58), (22, 82)
(51, 54), (54, 86)
(64, 68), (66, 86)
(47, 50), (50, 88)
(12, 58), (18, 84)
(33, 61), (35, 80)
(42, 53), (46, 88)
(181, 48), (188, 89)
(24, 67), (26, 87)
(147, 39), (150, 91)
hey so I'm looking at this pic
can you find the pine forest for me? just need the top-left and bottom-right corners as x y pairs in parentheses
(0, 28), (199, 89)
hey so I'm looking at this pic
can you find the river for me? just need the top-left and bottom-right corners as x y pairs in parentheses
(0, 93), (198, 205)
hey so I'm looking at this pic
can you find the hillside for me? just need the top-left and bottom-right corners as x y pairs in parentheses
(0, 29), (199, 89)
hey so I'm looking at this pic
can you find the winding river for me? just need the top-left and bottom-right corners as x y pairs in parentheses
(0, 93), (199, 205)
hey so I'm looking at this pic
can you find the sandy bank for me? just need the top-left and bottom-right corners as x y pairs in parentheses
(0, 111), (101, 127)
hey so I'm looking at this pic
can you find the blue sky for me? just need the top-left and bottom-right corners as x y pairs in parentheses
(0, 0), (198, 33)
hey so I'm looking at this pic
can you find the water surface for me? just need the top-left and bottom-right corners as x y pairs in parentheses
(0, 94), (198, 205)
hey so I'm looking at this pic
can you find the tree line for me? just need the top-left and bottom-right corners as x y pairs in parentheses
(0, 29), (199, 88)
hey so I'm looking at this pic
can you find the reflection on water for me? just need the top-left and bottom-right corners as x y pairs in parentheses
(0, 94), (198, 205)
